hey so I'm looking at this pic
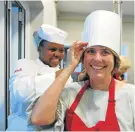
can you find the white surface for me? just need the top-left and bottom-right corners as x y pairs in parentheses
(42, 0), (57, 27)
(0, 1), (6, 130)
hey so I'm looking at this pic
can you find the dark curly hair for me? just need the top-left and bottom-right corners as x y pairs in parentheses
(37, 40), (49, 52)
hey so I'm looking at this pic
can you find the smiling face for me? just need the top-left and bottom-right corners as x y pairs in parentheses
(83, 46), (115, 80)
(38, 41), (65, 67)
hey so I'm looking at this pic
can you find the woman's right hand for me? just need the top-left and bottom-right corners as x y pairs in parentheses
(67, 41), (88, 67)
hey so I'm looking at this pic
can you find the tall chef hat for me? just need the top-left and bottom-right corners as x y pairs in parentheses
(82, 10), (121, 55)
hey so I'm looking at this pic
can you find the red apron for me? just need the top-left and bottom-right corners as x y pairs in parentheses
(65, 78), (120, 131)
(114, 73), (121, 81)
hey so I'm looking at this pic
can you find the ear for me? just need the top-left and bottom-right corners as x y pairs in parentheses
(37, 46), (41, 52)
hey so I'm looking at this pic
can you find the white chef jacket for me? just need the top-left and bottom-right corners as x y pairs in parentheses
(6, 58), (72, 131)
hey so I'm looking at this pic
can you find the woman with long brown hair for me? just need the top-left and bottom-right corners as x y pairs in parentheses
(27, 10), (135, 131)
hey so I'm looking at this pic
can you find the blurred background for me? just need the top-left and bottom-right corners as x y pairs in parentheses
(0, 0), (134, 130)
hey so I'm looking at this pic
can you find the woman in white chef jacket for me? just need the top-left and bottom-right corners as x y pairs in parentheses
(7, 24), (72, 131)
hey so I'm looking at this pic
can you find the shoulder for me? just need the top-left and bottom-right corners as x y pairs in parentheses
(123, 83), (135, 95)
(64, 81), (85, 93)
(16, 59), (37, 67)
(116, 79), (135, 91)
(120, 82), (135, 92)
(61, 81), (86, 107)
(13, 59), (39, 75)
(116, 81), (135, 101)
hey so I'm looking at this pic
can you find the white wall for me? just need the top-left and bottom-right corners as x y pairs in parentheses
(41, 0), (57, 27)
(122, 22), (134, 84)
(58, 15), (134, 84)
(29, 8), (44, 60)
(27, 0), (57, 60)
(0, 1), (6, 130)
(58, 20), (84, 44)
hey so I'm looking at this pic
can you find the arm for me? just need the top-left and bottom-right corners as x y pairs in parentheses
(27, 87), (69, 131)
(56, 69), (73, 84)
(31, 41), (88, 125)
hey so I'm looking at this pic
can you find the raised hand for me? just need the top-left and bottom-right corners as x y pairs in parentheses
(67, 41), (88, 67)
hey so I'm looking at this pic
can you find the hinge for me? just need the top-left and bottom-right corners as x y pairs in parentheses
(19, 11), (24, 22)
(8, 1), (11, 10)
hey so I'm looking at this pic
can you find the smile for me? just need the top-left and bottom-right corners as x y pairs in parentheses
(51, 58), (60, 61)
(91, 65), (106, 70)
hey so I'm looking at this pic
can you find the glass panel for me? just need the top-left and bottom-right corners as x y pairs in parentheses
(10, 1), (25, 76)
(6, 1), (25, 129)
(10, 1), (19, 76)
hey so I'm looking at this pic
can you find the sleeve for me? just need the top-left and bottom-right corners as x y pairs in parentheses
(26, 87), (70, 131)
(54, 88), (69, 131)
(27, 97), (56, 131)
(10, 74), (56, 102)
(9, 60), (56, 103)
(130, 85), (135, 130)
(126, 84), (135, 131)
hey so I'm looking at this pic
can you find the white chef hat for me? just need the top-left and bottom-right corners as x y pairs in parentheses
(82, 10), (121, 55)
(33, 24), (68, 48)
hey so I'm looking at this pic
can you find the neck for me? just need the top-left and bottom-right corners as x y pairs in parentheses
(89, 76), (112, 91)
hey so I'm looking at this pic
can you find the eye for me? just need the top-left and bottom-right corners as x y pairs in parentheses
(49, 48), (57, 52)
(87, 48), (96, 54)
(59, 49), (64, 53)
(102, 49), (111, 56)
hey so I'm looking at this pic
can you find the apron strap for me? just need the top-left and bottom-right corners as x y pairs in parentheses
(70, 81), (89, 111)
(114, 73), (121, 81)
(108, 78), (115, 102)
(105, 78), (116, 122)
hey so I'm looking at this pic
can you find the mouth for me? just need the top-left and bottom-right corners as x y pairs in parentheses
(51, 58), (60, 62)
(91, 65), (106, 70)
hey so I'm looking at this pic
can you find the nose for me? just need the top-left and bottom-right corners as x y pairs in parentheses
(54, 50), (61, 57)
(93, 52), (102, 62)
